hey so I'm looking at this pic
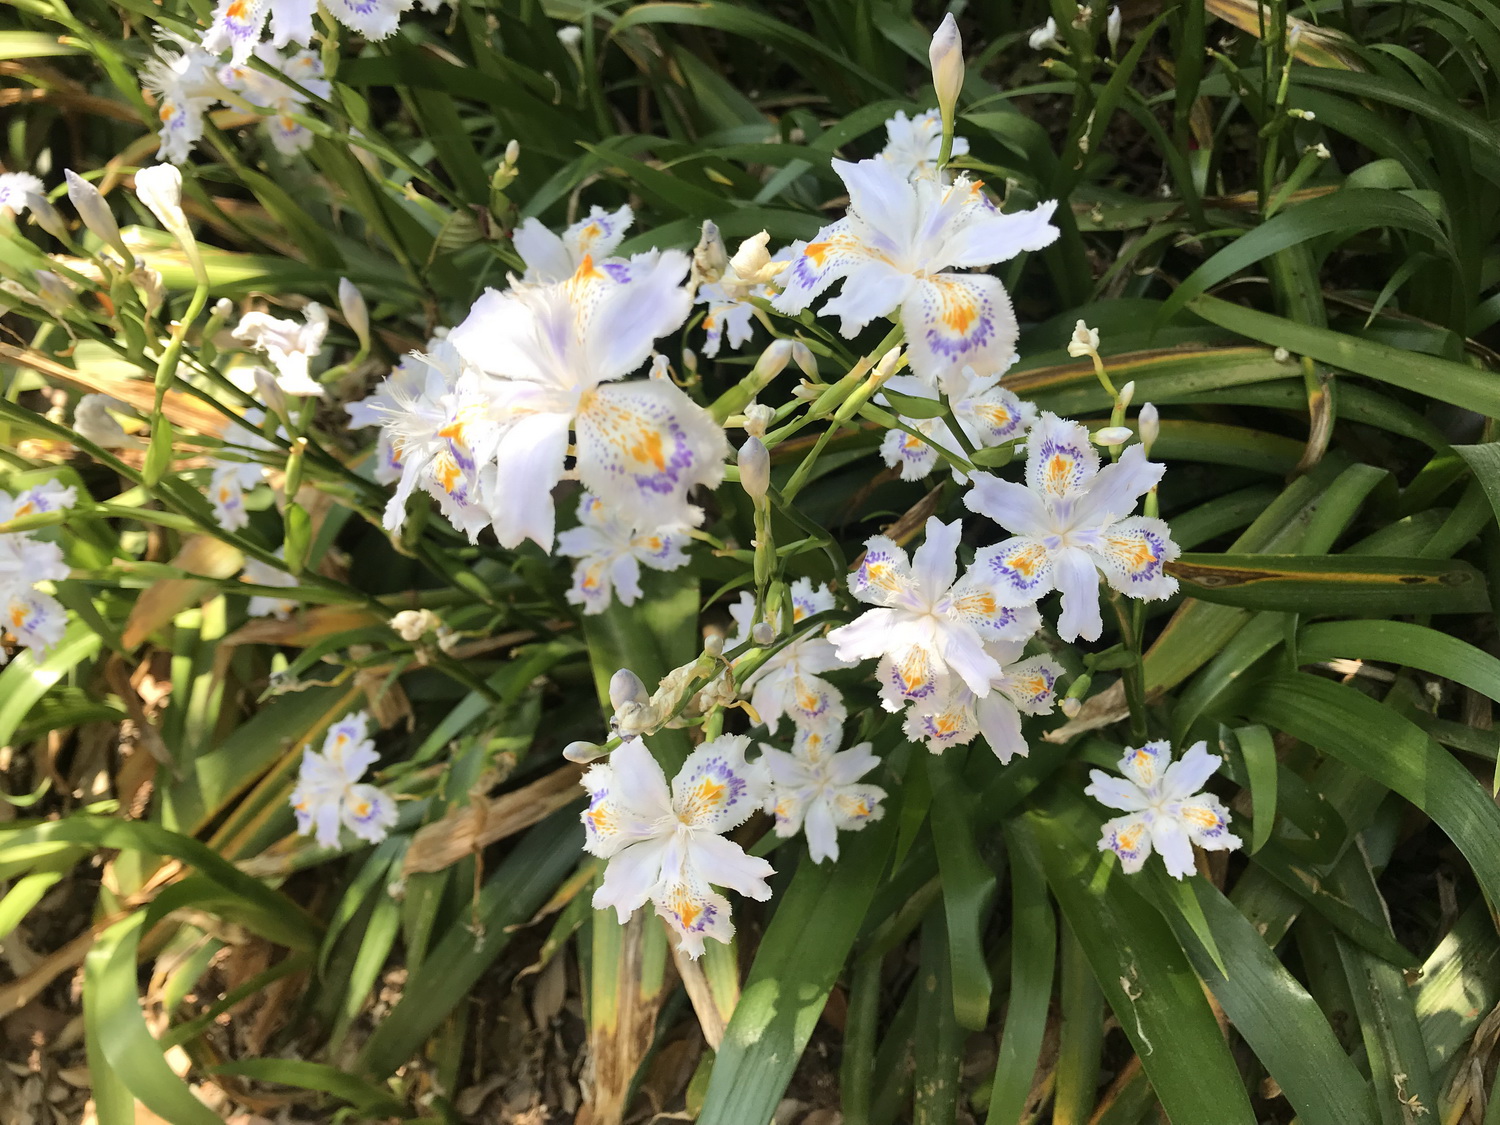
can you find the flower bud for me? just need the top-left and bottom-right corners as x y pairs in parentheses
(738, 436), (770, 503)
(1107, 6), (1122, 53)
(1138, 402), (1160, 453)
(702, 632), (725, 658)
(1092, 425), (1133, 447)
(505, 139), (520, 166)
(791, 341), (818, 380)
(1060, 697), (1082, 719)
(873, 346), (904, 381)
(135, 163), (190, 244)
(338, 277), (370, 351)
(751, 621), (775, 646)
(929, 13), (965, 122)
(1066, 319), (1099, 359)
(1286, 23), (1303, 51)
(758, 338), (794, 380)
(563, 740), (605, 764)
(65, 169), (133, 267)
(213, 297), (234, 319)
(74, 394), (132, 448)
(1029, 17), (1061, 52)
(390, 608), (441, 642)
(33, 270), (77, 314)
(25, 191), (67, 242)
(743, 403), (775, 438)
(609, 668), (649, 712)
(692, 218), (728, 286)
(681, 348), (698, 376)
(1117, 380), (1135, 409)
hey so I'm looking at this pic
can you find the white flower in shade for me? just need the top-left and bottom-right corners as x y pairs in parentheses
(877, 109), (970, 182)
(696, 280), (766, 358)
(289, 711), (398, 848)
(0, 173), (43, 214)
(208, 409), (277, 532)
(514, 204), (633, 283)
(902, 643), (1063, 761)
(760, 725), (885, 862)
(580, 734), (773, 958)
(321, 0), (413, 40)
(879, 365), (1034, 482)
(963, 412), (1179, 643)
(242, 552), (299, 619)
(771, 158), (1059, 389)
(557, 492), (691, 615)
(0, 588), (68, 663)
(728, 578), (852, 734)
(219, 45), (329, 157)
(1029, 17), (1062, 51)
(1085, 741), (1241, 879)
(366, 339), (506, 542)
(143, 36), (222, 166)
(0, 480), (77, 527)
(828, 517), (1043, 713)
(204, 0), (317, 63)
(73, 395), (134, 449)
(232, 302), (328, 396)
(445, 251), (726, 550)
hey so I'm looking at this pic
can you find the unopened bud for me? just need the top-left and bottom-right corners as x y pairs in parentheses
(681, 348), (698, 376)
(1107, 6), (1122, 53)
(135, 163), (191, 244)
(928, 13), (964, 121)
(132, 266), (165, 318)
(791, 341), (818, 379)
(702, 633), (725, 658)
(213, 297), (234, 319)
(1138, 402), (1160, 452)
(338, 277), (370, 351)
(1093, 425), (1133, 447)
(738, 436), (770, 503)
(692, 218), (729, 286)
(1117, 380), (1135, 409)
(1029, 17), (1061, 52)
(505, 139), (520, 166)
(1286, 23), (1303, 51)
(34, 270), (76, 314)
(73, 394), (132, 448)
(563, 740), (605, 764)
(609, 668), (649, 711)
(390, 608), (441, 642)
(26, 191), (67, 242)
(758, 338), (794, 380)
(873, 346), (904, 381)
(1060, 697), (1082, 718)
(751, 621), (775, 646)
(1288, 108), (1316, 121)
(65, 169), (133, 267)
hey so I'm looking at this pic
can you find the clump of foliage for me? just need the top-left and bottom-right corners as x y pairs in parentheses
(2, 0), (1500, 1123)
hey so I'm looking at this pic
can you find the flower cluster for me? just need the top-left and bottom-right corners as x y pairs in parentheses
(0, 480), (76, 664)
(289, 711), (398, 848)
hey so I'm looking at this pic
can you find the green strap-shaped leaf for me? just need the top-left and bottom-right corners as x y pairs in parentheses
(984, 826), (1056, 1125)
(1298, 619), (1500, 704)
(87, 912), (223, 1125)
(698, 813), (895, 1125)
(1247, 673), (1500, 907)
(1187, 294), (1500, 419)
(926, 750), (997, 1030)
(1018, 803), (1258, 1125)
(1169, 554), (1488, 615)
(1161, 189), (1455, 325)
(209, 1059), (405, 1117)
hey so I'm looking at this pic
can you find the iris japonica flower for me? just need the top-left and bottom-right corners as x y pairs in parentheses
(877, 109), (970, 182)
(772, 157), (1059, 389)
(828, 517), (1042, 712)
(581, 734), (773, 958)
(204, 0), (315, 63)
(0, 172), (44, 215)
(289, 711), (398, 849)
(964, 412), (1179, 643)
(218, 45), (330, 157)
(445, 251), (727, 550)
(232, 300), (328, 396)
(241, 551), (299, 619)
(514, 204), (633, 283)
(1084, 740), (1241, 879)
(0, 481), (75, 663)
(879, 364), (1035, 482)
(728, 578), (853, 734)
(207, 409), (279, 532)
(902, 643), (1064, 761)
(556, 492), (691, 614)
(760, 725), (885, 863)
(143, 35), (221, 166)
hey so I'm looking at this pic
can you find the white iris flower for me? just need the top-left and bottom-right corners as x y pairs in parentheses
(728, 578), (852, 735)
(760, 725), (885, 863)
(289, 711), (398, 849)
(557, 493), (691, 615)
